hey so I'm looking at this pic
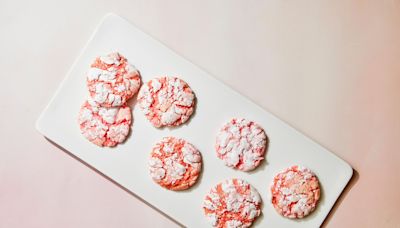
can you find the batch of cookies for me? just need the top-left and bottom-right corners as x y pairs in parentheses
(78, 52), (321, 227)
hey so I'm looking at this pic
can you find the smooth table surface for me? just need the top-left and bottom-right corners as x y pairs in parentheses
(1, 0), (400, 227)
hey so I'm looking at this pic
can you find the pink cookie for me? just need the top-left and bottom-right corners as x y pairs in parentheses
(203, 178), (262, 228)
(78, 99), (132, 147)
(86, 52), (141, 107)
(215, 118), (267, 171)
(271, 165), (321, 219)
(137, 76), (195, 128)
(149, 137), (202, 191)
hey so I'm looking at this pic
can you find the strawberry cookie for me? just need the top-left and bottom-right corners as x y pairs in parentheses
(149, 137), (202, 190)
(271, 165), (321, 219)
(86, 52), (141, 107)
(78, 99), (132, 147)
(203, 178), (262, 228)
(215, 118), (267, 171)
(137, 77), (195, 128)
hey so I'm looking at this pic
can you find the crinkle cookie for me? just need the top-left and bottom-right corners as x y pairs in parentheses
(86, 52), (141, 107)
(78, 99), (132, 147)
(271, 165), (321, 219)
(138, 77), (195, 128)
(203, 179), (262, 228)
(215, 118), (267, 171)
(149, 137), (202, 190)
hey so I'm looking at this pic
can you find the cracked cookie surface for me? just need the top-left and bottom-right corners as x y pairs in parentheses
(78, 99), (132, 147)
(271, 165), (321, 219)
(138, 77), (195, 128)
(86, 52), (141, 107)
(215, 118), (267, 171)
(203, 179), (262, 228)
(149, 137), (202, 190)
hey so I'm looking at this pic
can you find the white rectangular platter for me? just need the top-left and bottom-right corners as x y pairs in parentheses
(36, 13), (353, 228)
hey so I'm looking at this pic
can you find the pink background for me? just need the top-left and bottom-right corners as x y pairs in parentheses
(1, 0), (400, 227)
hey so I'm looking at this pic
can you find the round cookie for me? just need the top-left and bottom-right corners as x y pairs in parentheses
(203, 178), (262, 228)
(270, 165), (321, 219)
(78, 99), (132, 147)
(149, 137), (202, 190)
(86, 52), (141, 107)
(215, 118), (267, 171)
(137, 76), (195, 128)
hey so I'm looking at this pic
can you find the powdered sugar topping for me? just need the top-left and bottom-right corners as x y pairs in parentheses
(215, 118), (267, 171)
(86, 52), (141, 107)
(203, 179), (262, 228)
(78, 100), (132, 147)
(271, 165), (321, 219)
(149, 137), (202, 190)
(138, 77), (195, 128)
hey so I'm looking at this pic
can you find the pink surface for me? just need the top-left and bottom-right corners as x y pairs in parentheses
(1, 0), (400, 227)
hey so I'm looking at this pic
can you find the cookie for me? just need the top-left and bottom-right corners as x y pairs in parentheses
(86, 52), (141, 107)
(270, 165), (321, 219)
(149, 137), (202, 190)
(215, 118), (267, 171)
(203, 179), (262, 228)
(78, 99), (132, 147)
(137, 76), (195, 128)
